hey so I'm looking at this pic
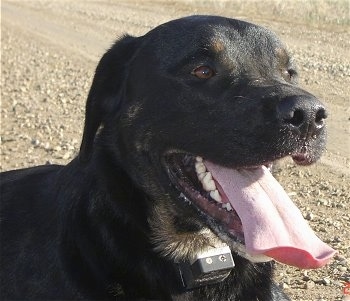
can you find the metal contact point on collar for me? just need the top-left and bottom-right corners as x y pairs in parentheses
(178, 245), (235, 289)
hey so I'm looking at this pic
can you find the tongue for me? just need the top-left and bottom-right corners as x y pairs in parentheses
(204, 161), (336, 269)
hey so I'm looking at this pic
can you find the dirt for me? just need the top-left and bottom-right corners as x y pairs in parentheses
(1, 1), (349, 300)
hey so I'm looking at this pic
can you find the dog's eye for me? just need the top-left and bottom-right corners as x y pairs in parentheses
(191, 66), (216, 79)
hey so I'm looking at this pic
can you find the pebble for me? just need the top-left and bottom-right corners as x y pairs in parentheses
(321, 277), (331, 286)
(304, 281), (315, 289)
(62, 151), (72, 160)
(305, 212), (315, 221)
(302, 275), (310, 281)
(339, 266), (347, 272)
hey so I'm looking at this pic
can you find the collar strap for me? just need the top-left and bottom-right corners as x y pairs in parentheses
(177, 245), (235, 289)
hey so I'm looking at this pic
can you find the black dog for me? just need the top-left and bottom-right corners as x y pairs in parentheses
(0, 16), (335, 300)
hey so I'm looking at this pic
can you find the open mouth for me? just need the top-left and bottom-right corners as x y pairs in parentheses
(165, 154), (246, 243)
(163, 152), (336, 269)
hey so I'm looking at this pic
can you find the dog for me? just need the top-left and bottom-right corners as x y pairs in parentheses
(0, 15), (336, 300)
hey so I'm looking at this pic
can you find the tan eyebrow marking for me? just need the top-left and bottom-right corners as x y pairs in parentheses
(211, 40), (225, 53)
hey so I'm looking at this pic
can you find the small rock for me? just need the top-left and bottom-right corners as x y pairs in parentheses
(54, 146), (62, 152)
(318, 199), (329, 206)
(62, 151), (71, 160)
(43, 142), (51, 150)
(335, 254), (347, 261)
(304, 280), (315, 289)
(305, 212), (314, 221)
(302, 275), (310, 281)
(339, 266), (347, 272)
(321, 277), (331, 286)
(31, 139), (40, 147)
(333, 236), (342, 243)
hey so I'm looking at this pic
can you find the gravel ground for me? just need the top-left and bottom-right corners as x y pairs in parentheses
(1, 1), (349, 300)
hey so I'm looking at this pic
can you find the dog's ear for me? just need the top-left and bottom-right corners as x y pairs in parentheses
(79, 35), (138, 162)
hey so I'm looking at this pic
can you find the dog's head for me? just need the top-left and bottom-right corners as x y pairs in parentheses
(80, 16), (335, 269)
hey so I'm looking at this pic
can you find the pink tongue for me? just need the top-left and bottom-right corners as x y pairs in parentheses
(204, 161), (336, 269)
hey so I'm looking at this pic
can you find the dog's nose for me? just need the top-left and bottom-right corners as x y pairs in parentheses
(278, 95), (327, 139)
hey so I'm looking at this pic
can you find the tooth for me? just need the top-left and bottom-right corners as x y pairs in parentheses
(210, 190), (222, 203)
(202, 172), (216, 191)
(196, 156), (203, 162)
(203, 171), (212, 181)
(195, 162), (206, 174)
(203, 180), (216, 192)
(198, 172), (206, 181)
(222, 203), (233, 211)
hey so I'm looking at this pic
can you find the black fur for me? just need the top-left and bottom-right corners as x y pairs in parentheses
(1, 16), (327, 300)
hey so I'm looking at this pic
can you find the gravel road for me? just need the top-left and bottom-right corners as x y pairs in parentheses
(1, 1), (349, 300)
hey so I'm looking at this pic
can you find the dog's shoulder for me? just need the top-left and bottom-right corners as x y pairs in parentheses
(1, 164), (62, 182)
(1, 164), (63, 202)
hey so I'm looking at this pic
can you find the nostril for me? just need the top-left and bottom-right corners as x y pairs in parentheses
(278, 95), (327, 138)
(315, 108), (327, 128)
(284, 109), (304, 127)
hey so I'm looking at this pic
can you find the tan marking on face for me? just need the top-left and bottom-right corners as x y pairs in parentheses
(211, 40), (225, 53)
